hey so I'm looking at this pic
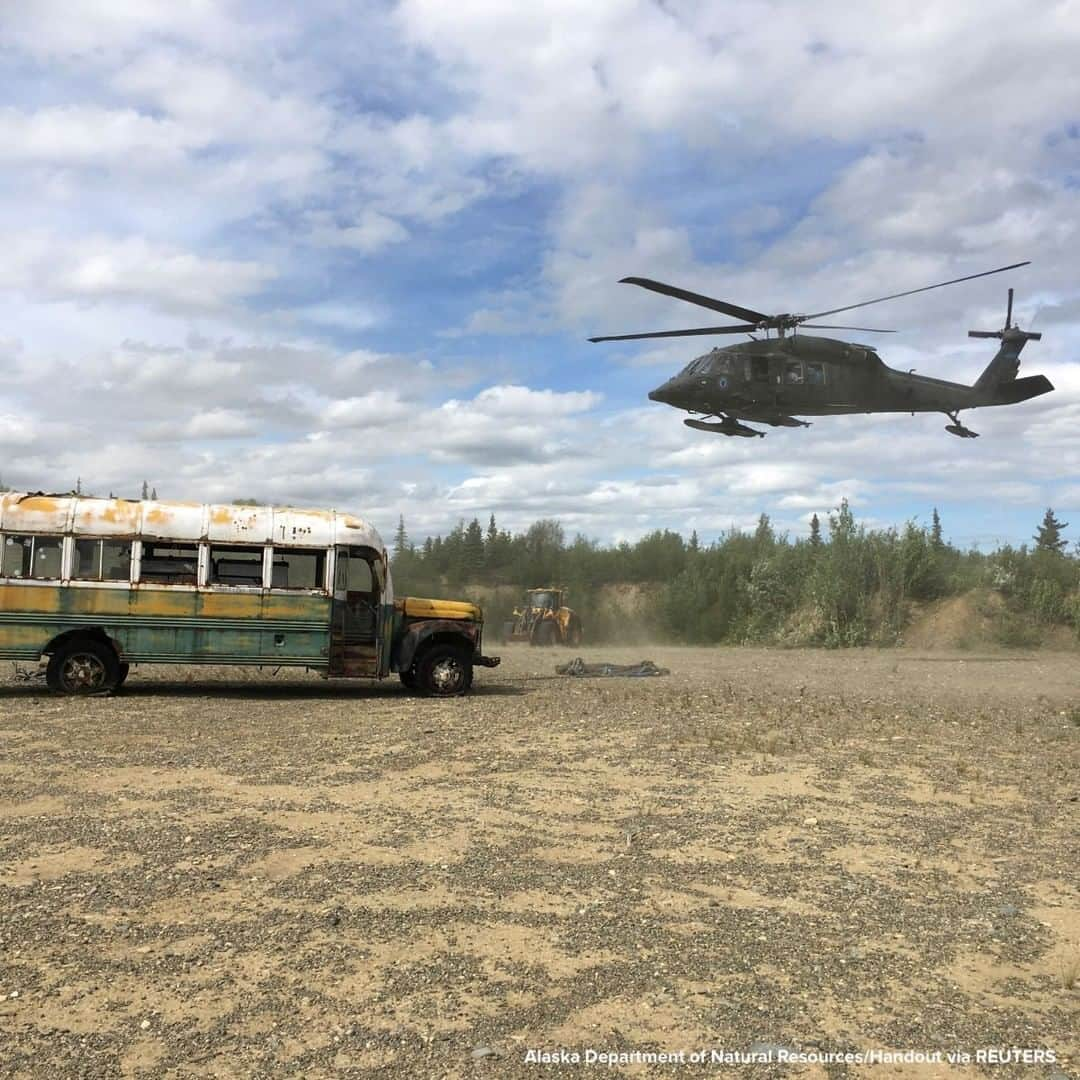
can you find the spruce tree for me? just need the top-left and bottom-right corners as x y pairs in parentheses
(809, 513), (822, 547)
(393, 514), (409, 557)
(463, 518), (485, 579)
(1034, 508), (1068, 554)
(931, 507), (944, 549)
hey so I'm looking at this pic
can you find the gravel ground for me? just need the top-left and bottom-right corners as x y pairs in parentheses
(0, 645), (1077, 1078)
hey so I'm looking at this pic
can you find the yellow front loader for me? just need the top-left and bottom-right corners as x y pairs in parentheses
(502, 587), (583, 646)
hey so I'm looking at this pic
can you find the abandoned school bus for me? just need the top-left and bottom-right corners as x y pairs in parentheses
(0, 492), (499, 696)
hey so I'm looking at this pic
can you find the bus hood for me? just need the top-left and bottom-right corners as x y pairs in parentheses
(396, 596), (483, 622)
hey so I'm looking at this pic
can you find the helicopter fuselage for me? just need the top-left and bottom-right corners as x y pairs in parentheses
(648, 334), (990, 423)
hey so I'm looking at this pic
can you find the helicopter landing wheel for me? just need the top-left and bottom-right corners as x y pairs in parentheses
(944, 411), (979, 439)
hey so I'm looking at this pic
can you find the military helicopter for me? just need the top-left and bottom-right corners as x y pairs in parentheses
(589, 262), (1053, 438)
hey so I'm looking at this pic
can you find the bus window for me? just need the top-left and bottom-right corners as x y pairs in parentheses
(101, 541), (133, 581)
(140, 542), (199, 585)
(210, 545), (264, 587)
(336, 548), (374, 594)
(74, 539), (133, 582)
(1, 535), (62, 579)
(270, 548), (326, 590)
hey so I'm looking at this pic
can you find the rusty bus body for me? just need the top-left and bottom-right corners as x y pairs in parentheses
(0, 493), (497, 696)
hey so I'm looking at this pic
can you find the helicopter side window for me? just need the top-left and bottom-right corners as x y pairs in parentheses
(750, 356), (770, 382)
(806, 362), (825, 385)
(712, 354), (733, 374)
(784, 361), (804, 385)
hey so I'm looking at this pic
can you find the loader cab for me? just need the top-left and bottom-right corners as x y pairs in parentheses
(529, 589), (560, 611)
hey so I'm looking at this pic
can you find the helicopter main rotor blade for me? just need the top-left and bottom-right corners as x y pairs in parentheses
(588, 324), (760, 343)
(800, 323), (896, 333)
(802, 261), (1030, 321)
(619, 277), (771, 324)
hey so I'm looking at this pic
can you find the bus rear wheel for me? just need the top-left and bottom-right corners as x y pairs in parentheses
(414, 644), (473, 697)
(46, 638), (120, 695)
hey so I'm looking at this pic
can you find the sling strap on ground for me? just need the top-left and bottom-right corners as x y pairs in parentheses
(555, 657), (671, 677)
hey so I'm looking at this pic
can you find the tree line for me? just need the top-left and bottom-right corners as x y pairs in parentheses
(390, 504), (1079, 647)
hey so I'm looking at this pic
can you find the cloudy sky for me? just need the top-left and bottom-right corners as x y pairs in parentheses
(2, 1), (1078, 548)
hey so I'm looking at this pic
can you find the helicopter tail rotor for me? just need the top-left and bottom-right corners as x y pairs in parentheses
(968, 288), (1042, 341)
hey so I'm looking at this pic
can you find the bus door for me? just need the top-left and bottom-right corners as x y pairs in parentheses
(329, 546), (382, 677)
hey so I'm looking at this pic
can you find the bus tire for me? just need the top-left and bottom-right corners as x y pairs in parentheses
(46, 638), (120, 695)
(399, 668), (417, 691)
(115, 663), (131, 688)
(414, 643), (473, 697)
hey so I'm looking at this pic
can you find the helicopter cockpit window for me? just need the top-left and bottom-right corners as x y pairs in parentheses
(806, 362), (825, 385)
(683, 357), (710, 377)
(784, 361), (804, 385)
(712, 354), (734, 373)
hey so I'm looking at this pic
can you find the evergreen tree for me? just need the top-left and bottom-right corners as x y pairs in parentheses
(463, 518), (485, 578)
(1034, 508), (1068, 554)
(141, 480), (149, 500)
(393, 514), (409, 557)
(150, 487), (157, 500)
(809, 513), (822, 548)
(931, 507), (944, 550)
(688, 529), (700, 554)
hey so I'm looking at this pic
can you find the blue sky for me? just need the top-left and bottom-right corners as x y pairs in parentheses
(1, 1), (1079, 549)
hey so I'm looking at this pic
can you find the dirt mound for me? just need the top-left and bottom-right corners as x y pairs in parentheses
(903, 590), (1005, 650)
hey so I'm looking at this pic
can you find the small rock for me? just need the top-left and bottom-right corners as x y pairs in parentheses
(471, 1046), (499, 1060)
(803, 817), (818, 827)
(140, 1019), (151, 1031)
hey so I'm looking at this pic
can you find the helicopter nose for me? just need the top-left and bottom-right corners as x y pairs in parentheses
(649, 380), (676, 404)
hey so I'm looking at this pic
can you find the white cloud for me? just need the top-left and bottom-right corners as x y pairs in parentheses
(324, 391), (414, 428)
(1, 233), (275, 314)
(310, 210), (410, 254)
(0, 106), (200, 167)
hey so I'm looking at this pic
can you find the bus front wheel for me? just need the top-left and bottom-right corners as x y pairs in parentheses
(414, 644), (473, 697)
(46, 638), (121, 695)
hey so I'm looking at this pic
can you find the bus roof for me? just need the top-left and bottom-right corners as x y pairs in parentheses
(0, 492), (386, 552)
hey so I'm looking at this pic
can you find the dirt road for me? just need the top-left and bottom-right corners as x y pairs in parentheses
(1, 646), (1077, 1077)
